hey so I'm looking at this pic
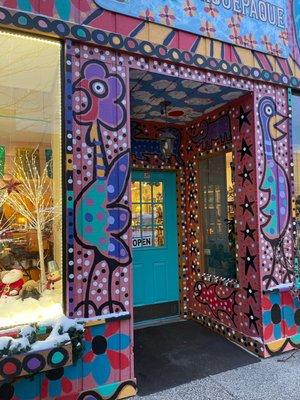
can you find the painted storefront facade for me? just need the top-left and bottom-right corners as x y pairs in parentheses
(0, 0), (299, 399)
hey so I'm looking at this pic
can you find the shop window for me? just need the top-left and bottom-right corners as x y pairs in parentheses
(132, 181), (165, 248)
(199, 152), (236, 279)
(0, 31), (62, 329)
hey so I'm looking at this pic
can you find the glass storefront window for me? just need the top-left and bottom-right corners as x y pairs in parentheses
(0, 31), (62, 329)
(199, 152), (236, 279)
(132, 180), (165, 248)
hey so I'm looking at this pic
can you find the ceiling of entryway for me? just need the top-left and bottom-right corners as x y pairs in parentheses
(130, 69), (247, 124)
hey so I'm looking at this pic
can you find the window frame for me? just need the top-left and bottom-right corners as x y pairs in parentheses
(0, 29), (65, 330)
(198, 148), (237, 280)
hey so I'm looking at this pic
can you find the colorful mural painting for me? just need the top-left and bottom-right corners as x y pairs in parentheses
(182, 93), (264, 345)
(257, 95), (293, 289)
(0, 0), (300, 399)
(130, 69), (245, 123)
(0, 321), (134, 400)
(95, 0), (289, 57)
(71, 56), (131, 318)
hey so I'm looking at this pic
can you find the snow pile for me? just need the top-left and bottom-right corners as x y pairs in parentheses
(0, 335), (30, 356)
(9, 337), (30, 353)
(0, 287), (63, 329)
(0, 316), (84, 358)
(57, 316), (84, 333)
(31, 316), (84, 352)
(0, 336), (12, 353)
(31, 333), (70, 352)
(19, 325), (36, 340)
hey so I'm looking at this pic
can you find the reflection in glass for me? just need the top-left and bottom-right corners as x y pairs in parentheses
(154, 204), (163, 225)
(132, 203), (141, 227)
(131, 181), (140, 203)
(154, 226), (164, 247)
(153, 182), (163, 203)
(0, 31), (62, 329)
(142, 204), (153, 228)
(141, 182), (152, 203)
(200, 152), (236, 279)
(131, 179), (165, 248)
(132, 227), (141, 238)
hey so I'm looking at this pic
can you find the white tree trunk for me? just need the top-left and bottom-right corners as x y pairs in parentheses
(36, 211), (46, 291)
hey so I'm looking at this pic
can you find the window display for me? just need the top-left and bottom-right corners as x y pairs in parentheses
(0, 31), (62, 328)
(132, 180), (165, 248)
(199, 152), (236, 279)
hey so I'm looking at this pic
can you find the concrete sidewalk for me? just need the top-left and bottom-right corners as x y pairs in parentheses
(132, 320), (300, 400)
(133, 351), (300, 399)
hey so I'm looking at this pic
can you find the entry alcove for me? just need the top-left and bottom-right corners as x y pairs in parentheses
(129, 67), (251, 327)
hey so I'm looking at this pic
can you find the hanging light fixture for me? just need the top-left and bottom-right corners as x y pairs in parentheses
(159, 100), (176, 160)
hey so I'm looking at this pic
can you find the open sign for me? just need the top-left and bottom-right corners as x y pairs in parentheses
(132, 236), (152, 248)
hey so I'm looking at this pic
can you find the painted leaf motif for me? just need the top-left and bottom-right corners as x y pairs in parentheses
(264, 324), (273, 340)
(88, 354), (111, 385)
(107, 349), (129, 370)
(19, 0), (33, 10)
(61, 377), (73, 394)
(104, 321), (119, 337)
(108, 333), (130, 351)
(107, 207), (130, 233)
(108, 236), (130, 264)
(75, 179), (108, 249)
(107, 151), (130, 204)
(55, 0), (71, 20)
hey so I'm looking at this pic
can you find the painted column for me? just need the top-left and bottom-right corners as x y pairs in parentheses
(64, 41), (135, 394)
(66, 44), (132, 320)
(253, 84), (299, 356)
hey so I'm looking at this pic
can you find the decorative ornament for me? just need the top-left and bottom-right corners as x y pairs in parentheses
(238, 165), (253, 185)
(243, 282), (258, 302)
(242, 247), (257, 275)
(237, 106), (251, 131)
(244, 305), (260, 334)
(0, 269), (24, 297)
(0, 177), (22, 194)
(159, 100), (177, 160)
(46, 261), (61, 291)
(239, 195), (255, 216)
(241, 222), (256, 241)
(237, 138), (252, 160)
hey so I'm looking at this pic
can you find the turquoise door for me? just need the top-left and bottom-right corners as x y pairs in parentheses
(132, 171), (179, 320)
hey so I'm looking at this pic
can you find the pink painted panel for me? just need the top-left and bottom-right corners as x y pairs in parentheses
(66, 45), (132, 320)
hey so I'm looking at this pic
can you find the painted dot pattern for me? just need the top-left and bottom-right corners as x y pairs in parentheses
(69, 45), (131, 318)
(65, 46), (295, 354)
(254, 85), (293, 290)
